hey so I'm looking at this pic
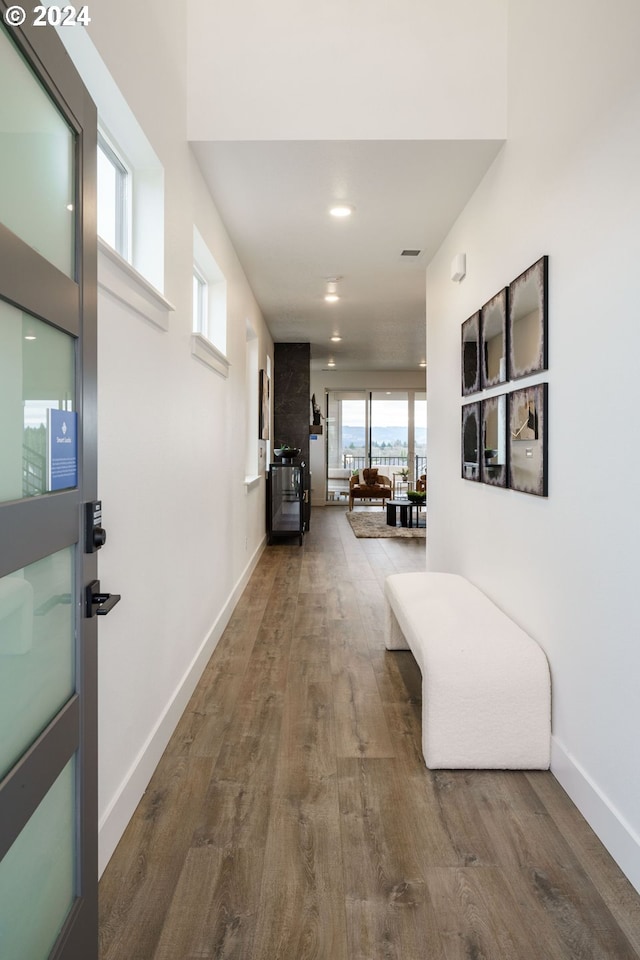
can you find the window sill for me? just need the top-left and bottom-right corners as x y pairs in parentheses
(191, 333), (230, 378)
(98, 239), (174, 330)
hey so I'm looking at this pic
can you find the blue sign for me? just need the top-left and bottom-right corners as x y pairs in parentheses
(47, 409), (78, 491)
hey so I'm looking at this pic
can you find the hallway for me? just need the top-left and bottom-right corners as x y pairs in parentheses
(99, 508), (640, 960)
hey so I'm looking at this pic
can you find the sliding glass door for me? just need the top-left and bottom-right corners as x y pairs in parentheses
(326, 392), (366, 502)
(325, 390), (426, 501)
(414, 391), (427, 479)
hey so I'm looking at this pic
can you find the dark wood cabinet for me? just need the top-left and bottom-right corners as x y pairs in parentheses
(267, 462), (308, 545)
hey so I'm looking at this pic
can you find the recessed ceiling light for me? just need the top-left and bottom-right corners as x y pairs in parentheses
(66, 204), (74, 212)
(327, 360), (336, 367)
(419, 361), (427, 368)
(330, 335), (342, 342)
(324, 294), (340, 303)
(24, 335), (37, 341)
(329, 204), (354, 218)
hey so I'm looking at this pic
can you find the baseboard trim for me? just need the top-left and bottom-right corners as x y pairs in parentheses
(98, 535), (266, 876)
(551, 735), (640, 894)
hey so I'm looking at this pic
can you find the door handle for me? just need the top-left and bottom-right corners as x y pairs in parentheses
(86, 579), (121, 618)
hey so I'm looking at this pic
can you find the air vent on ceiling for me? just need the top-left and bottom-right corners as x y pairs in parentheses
(401, 249), (421, 257)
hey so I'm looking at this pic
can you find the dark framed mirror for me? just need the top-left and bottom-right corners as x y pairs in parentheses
(481, 394), (507, 487)
(508, 383), (548, 496)
(481, 288), (507, 388)
(461, 311), (480, 396)
(461, 401), (481, 481)
(508, 256), (548, 380)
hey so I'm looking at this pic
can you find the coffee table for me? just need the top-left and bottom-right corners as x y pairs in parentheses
(386, 499), (420, 528)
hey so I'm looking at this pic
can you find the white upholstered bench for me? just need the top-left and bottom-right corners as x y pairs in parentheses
(384, 572), (551, 770)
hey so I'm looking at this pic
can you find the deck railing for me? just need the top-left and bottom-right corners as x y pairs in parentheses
(342, 454), (426, 478)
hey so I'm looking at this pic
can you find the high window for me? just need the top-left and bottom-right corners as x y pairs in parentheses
(192, 227), (227, 354)
(190, 227), (229, 377)
(97, 132), (130, 260)
(55, 27), (165, 292)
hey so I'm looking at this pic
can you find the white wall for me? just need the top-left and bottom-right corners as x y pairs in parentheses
(80, 1), (273, 873)
(426, 0), (640, 891)
(187, 0), (507, 140)
(309, 369), (426, 506)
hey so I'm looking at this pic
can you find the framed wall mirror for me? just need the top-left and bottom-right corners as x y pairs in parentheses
(481, 394), (507, 487)
(461, 311), (481, 396)
(508, 383), (548, 496)
(508, 256), (548, 380)
(461, 401), (481, 481)
(481, 288), (507, 388)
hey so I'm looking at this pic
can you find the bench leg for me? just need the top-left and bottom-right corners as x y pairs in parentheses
(384, 603), (411, 650)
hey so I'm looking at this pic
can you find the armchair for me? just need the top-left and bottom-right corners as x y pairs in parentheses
(349, 468), (392, 511)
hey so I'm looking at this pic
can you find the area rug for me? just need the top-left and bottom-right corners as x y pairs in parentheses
(346, 511), (426, 539)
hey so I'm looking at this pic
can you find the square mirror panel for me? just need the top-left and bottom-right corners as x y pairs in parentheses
(508, 383), (548, 496)
(481, 288), (508, 388)
(461, 401), (481, 481)
(481, 394), (507, 487)
(461, 312), (480, 396)
(508, 256), (548, 380)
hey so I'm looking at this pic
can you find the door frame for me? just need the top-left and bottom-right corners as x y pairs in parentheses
(0, 8), (98, 958)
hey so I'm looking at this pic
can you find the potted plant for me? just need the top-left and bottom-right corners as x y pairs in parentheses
(274, 443), (300, 463)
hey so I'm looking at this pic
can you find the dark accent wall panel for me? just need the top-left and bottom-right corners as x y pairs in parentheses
(273, 342), (310, 465)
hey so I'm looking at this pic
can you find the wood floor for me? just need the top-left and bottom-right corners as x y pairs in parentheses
(99, 506), (640, 960)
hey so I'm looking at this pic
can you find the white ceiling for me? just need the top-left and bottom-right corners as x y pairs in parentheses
(192, 138), (503, 371)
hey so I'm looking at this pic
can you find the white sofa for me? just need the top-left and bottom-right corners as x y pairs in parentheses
(384, 571), (551, 769)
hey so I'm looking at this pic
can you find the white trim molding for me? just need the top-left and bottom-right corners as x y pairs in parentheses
(552, 736), (640, 894)
(98, 239), (174, 331)
(191, 332), (231, 377)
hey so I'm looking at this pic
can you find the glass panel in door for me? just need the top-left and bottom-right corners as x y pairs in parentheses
(0, 25), (75, 278)
(0, 760), (75, 960)
(370, 390), (409, 491)
(414, 391), (427, 482)
(0, 301), (76, 504)
(0, 548), (75, 778)
(326, 391), (367, 501)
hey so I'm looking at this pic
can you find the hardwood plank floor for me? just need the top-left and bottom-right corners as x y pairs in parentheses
(99, 506), (640, 960)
